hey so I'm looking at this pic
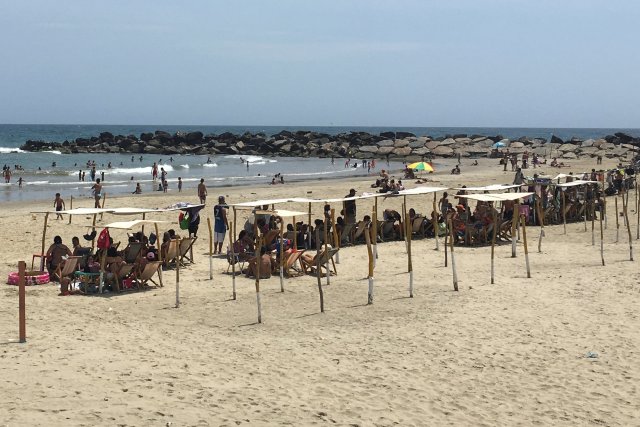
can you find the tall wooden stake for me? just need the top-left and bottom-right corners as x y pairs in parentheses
(323, 216), (330, 286)
(615, 196), (620, 243)
(255, 234), (263, 323)
(448, 218), (458, 291)
(562, 191), (567, 235)
(307, 202), (312, 248)
(315, 228), (324, 312)
(40, 213), (49, 271)
(511, 199), (520, 257)
(536, 198), (544, 253)
(154, 223), (163, 287)
(591, 201), (595, 246)
(175, 236), (181, 308)
(432, 193), (440, 250)
(490, 207), (498, 284)
(228, 217), (236, 300)
(207, 217), (213, 280)
(280, 225), (285, 292)
(444, 215), (449, 267)
(599, 201), (605, 266)
(520, 215), (531, 278)
(405, 204), (413, 298)
(330, 209), (339, 264)
(18, 261), (26, 343)
(373, 197), (379, 261)
(364, 223), (374, 304)
(622, 193), (634, 261)
(68, 195), (73, 224)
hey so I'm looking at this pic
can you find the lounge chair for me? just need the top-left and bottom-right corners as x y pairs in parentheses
(226, 245), (247, 274)
(135, 261), (162, 288)
(53, 256), (81, 282)
(339, 223), (355, 246)
(178, 237), (197, 265)
(379, 221), (397, 241)
(114, 263), (135, 290)
(283, 250), (305, 277)
(300, 247), (339, 277)
(123, 241), (144, 264)
(163, 239), (179, 268)
(411, 216), (430, 238)
(351, 221), (369, 244)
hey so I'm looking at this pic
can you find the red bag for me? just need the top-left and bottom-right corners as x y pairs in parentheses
(97, 228), (111, 249)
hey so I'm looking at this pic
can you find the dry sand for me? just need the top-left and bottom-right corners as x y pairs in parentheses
(1, 156), (639, 426)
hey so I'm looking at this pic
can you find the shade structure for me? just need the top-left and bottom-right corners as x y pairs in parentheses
(102, 219), (169, 230)
(407, 161), (435, 172)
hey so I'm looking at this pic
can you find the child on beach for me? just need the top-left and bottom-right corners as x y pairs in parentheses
(54, 193), (65, 219)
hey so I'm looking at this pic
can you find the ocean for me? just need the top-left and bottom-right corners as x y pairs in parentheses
(1, 124), (638, 203)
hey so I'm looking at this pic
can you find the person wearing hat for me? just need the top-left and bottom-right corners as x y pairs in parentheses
(213, 196), (229, 254)
(343, 189), (357, 225)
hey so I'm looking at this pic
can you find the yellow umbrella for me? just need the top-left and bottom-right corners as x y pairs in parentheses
(407, 161), (435, 172)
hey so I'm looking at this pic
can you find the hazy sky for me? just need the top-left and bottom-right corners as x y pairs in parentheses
(0, 0), (638, 127)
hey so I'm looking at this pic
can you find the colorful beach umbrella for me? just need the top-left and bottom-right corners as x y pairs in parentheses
(407, 161), (435, 172)
(491, 141), (507, 148)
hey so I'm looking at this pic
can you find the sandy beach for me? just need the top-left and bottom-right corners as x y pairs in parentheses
(1, 156), (639, 426)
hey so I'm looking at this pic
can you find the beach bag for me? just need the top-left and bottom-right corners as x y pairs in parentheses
(97, 228), (111, 249)
(179, 212), (190, 230)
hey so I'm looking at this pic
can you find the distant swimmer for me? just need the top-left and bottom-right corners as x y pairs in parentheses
(207, 156), (212, 164)
(169, 157), (174, 162)
(18, 177), (23, 188)
(246, 162), (249, 170)
(51, 162), (56, 167)
(139, 156), (143, 162)
(107, 162), (112, 169)
(239, 157), (244, 163)
(131, 156), (135, 162)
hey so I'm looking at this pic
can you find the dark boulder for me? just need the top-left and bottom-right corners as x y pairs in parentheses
(140, 132), (154, 142)
(395, 131), (416, 139)
(380, 131), (395, 139)
(550, 135), (564, 145)
(99, 131), (114, 141)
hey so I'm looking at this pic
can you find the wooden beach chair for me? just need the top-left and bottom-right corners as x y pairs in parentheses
(411, 216), (429, 238)
(135, 261), (162, 288)
(123, 241), (144, 264)
(300, 247), (339, 277)
(351, 221), (369, 244)
(53, 256), (81, 282)
(283, 250), (305, 277)
(163, 239), (179, 268)
(226, 245), (247, 274)
(114, 263), (135, 290)
(178, 236), (197, 265)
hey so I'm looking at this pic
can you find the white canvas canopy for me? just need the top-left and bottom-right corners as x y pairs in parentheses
(556, 180), (599, 188)
(396, 186), (449, 196)
(110, 207), (165, 215)
(231, 198), (298, 208)
(459, 192), (534, 202)
(31, 207), (115, 215)
(102, 219), (169, 230)
(451, 184), (520, 192)
(254, 209), (308, 218)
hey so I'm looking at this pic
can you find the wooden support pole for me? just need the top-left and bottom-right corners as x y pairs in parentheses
(18, 261), (26, 343)
(511, 199), (519, 257)
(615, 197), (620, 243)
(175, 236), (181, 308)
(373, 197), (378, 261)
(90, 213), (97, 252)
(280, 225), (285, 292)
(228, 216), (236, 300)
(315, 228), (324, 313)
(444, 213), (449, 267)
(591, 201), (595, 246)
(307, 202), (312, 248)
(562, 191), (567, 235)
(490, 206), (498, 284)
(232, 207), (237, 244)
(207, 217), (213, 280)
(622, 192), (634, 261)
(448, 217), (458, 291)
(68, 195), (73, 224)
(40, 213), (49, 271)
(292, 216), (297, 251)
(364, 222), (374, 304)
(323, 216), (330, 286)
(255, 230), (263, 322)
(635, 177), (639, 240)
(520, 215), (531, 278)
(330, 209), (339, 264)
(99, 248), (107, 294)
(432, 193), (440, 250)
(99, 193), (107, 221)
(599, 201), (605, 266)
(154, 223), (163, 287)
(536, 199), (544, 253)
(405, 204), (413, 298)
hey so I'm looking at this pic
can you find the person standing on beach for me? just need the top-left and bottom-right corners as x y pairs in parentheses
(152, 162), (158, 180)
(213, 196), (229, 254)
(78, 169), (82, 181)
(178, 177), (182, 192)
(198, 178), (207, 204)
(54, 193), (65, 219)
(18, 177), (23, 188)
(343, 188), (357, 225)
(91, 178), (102, 208)
(513, 167), (524, 191)
(81, 171), (85, 181)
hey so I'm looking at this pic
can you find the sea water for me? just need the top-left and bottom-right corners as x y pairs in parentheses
(0, 124), (638, 203)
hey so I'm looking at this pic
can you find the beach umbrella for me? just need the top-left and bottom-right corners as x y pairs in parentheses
(407, 161), (435, 172)
(491, 141), (507, 149)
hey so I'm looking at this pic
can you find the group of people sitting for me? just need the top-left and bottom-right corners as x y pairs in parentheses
(371, 170), (405, 194)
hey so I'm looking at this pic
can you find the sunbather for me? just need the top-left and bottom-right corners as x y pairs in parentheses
(46, 236), (72, 277)
(244, 246), (274, 279)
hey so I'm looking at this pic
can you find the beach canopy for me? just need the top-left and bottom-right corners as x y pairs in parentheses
(102, 219), (169, 230)
(556, 180), (599, 188)
(31, 207), (115, 215)
(110, 207), (166, 215)
(231, 198), (299, 208)
(407, 162), (435, 172)
(254, 209), (308, 218)
(459, 192), (534, 202)
(451, 184), (520, 192)
(163, 203), (206, 211)
(396, 186), (449, 196)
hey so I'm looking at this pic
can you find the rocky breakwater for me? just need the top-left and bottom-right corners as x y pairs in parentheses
(20, 130), (639, 161)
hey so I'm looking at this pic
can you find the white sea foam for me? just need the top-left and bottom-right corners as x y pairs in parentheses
(0, 147), (25, 154)
(43, 150), (62, 155)
(203, 163), (218, 168)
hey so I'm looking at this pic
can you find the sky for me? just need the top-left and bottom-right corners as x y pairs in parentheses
(0, 0), (638, 128)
